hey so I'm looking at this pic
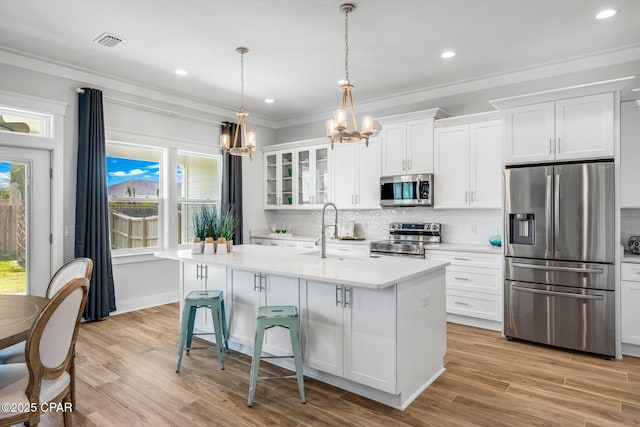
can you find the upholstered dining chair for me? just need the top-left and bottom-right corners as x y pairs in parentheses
(0, 277), (89, 427)
(0, 258), (93, 364)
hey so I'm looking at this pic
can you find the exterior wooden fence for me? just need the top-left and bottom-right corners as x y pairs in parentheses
(110, 210), (158, 249)
(0, 205), (21, 256)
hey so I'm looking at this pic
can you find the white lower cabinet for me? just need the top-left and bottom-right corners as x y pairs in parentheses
(621, 263), (640, 345)
(229, 270), (299, 354)
(303, 280), (396, 393)
(426, 250), (502, 328)
(251, 238), (283, 247)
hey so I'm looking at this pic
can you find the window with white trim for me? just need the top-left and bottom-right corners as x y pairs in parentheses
(0, 106), (53, 138)
(177, 151), (221, 245)
(106, 143), (161, 251)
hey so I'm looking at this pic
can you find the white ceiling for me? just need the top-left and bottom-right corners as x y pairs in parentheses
(1, 0), (639, 124)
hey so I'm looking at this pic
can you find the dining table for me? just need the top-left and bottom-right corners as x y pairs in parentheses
(0, 294), (49, 349)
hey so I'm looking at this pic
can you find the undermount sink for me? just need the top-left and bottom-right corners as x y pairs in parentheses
(300, 251), (368, 261)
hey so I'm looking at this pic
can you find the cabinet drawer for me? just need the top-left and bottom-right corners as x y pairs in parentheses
(282, 239), (317, 250)
(446, 265), (501, 295)
(251, 238), (283, 247)
(446, 290), (501, 321)
(622, 263), (640, 282)
(427, 250), (502, 269)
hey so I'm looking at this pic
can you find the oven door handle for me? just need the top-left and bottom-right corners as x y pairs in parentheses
(511, 262), (603, 274)
(511, 285), (603, 300)
(416, 178), (421, 202)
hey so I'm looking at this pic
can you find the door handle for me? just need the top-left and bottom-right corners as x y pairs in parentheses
(511, 263), (603, 274)
(454, 277), (470, 281)
(549, 138), (553, 155)
(453, 301), (469, 306)
(557, 137), (561, 153)
(344, 287), (351, 307)
(402, 159), (406, 170)
(464, 191), (468, 203)
(253, 273), (259, 291)
(454, 257), (470, 261)
(335, 285), (342, 306)
(512, 285), (604, 300)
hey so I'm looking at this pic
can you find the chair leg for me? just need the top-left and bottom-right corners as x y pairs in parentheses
(70, 352), (77, 408)
(210, 305), (225, 370)
(63, 392), (72, 427)
(220, 299), (229, 352)
(289, 323), (306, 404)
(176, 303), (192, 372)
(247, 324), (265, 407)
(186, 305), (197, 354)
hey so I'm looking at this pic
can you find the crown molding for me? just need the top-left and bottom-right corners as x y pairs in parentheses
(0, 46), (278, 129)
(275, 44), (640, 129)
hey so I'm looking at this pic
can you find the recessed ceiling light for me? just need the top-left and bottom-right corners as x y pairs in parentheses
(596, 9), (617, 19)
(441, 51), (456, 59)
(174, 69), (188, 76)
(264, 99), (275, 104)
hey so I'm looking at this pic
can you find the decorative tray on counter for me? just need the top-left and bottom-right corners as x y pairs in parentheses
(338, 236), (366, 241)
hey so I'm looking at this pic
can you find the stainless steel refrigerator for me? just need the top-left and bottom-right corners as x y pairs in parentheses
(504, 161), (615, 357)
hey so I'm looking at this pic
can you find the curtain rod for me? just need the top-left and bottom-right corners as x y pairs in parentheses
(75, 87), (224, 126)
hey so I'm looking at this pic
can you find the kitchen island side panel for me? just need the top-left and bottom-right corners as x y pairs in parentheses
(397, 267), (447, 408)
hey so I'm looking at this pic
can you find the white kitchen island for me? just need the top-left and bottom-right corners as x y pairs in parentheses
(155, 244), (448, 410)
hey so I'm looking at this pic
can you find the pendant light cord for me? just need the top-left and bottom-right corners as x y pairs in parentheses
(240, 51), (245, 112)
(344, 8), (350, 83)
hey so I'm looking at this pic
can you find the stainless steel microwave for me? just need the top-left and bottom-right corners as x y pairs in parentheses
(380, 174), (433, 207)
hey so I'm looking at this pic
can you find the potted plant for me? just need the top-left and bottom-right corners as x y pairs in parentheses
(191, 210), (206, 254)
(201, 206), (218, 253)
(217, 207), (238, 252)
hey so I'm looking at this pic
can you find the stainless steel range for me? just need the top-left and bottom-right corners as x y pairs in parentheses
(370, 222), (441, 258)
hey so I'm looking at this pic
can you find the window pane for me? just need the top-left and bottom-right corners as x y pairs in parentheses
(0, 161), (26, 294)
(0, 107), (53, 138)
(177, 153), (219, 199)
(177, 152), (220, 245)
(106, 144), (161, 250)
(177, 202), (218, 245)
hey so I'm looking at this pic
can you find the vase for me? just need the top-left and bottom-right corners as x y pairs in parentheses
(191, 240), (203, 254)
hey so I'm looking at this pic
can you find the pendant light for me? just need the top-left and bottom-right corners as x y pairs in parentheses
(220, 47), (256, 160)
(326, 3), (374, 149)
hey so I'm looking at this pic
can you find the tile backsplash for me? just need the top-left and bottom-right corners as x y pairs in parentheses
(263, 208), (502, 245)
(622, 209), (640, 248)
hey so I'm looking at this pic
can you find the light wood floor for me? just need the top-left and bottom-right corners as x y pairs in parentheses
(35, 303), (640, 427)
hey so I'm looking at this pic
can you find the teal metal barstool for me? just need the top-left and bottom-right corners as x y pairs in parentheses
(247, 305), (305, 407)
(176, 290), (229, 372)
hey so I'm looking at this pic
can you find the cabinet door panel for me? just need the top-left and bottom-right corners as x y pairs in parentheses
(469, 121), (502, 208)
(304, 281), (343, 377)
(555, 93), (614, 161)
(434, 125), (469, 208)
(280, 151), (295, 209)
(503, 102), (555, 165)
(264, 153), (279, 209)
(182, 263), (207, 331)
(622, 280), (640, 345)
(621, 101), (640, 207)
(332, 143), (356, 209)
(381, 123), (407, 176)
(229, 270), (260, 347)
(356, 137), (382, 209)
(296, 149), (313, 207)
(263, 275), (300, 356)
(314, 147), (331, 206)
(344, 285), (396, 393)
(406, 119), (434, 174)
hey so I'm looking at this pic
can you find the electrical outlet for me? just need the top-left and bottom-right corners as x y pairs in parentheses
(421, 294), (430, 307)
(65, 226), (75, 237)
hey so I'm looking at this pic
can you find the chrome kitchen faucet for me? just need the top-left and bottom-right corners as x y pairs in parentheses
(321, 202), (338, 258)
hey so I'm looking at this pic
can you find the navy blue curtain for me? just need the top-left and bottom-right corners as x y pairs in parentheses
(75, 87), (116, 320)
(221, 122), (243, 244)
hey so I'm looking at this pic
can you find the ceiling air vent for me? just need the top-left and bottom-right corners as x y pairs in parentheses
(93, 32), (125, 48)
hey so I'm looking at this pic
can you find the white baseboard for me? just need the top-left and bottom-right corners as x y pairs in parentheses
(622, 343), (640, 358)
(111, 291), (180, 316)
(446, 313), (503, 332)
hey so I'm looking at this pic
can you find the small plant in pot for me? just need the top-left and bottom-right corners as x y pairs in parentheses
(217, 207), (238, 252)
(201, 206), (219, 252)
(191, 210), (206, 254)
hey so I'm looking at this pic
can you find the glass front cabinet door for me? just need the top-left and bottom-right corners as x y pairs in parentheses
(264, 149), (296, 209)
(296, 145), (331, 209)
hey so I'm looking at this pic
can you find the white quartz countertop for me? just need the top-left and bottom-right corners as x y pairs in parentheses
(423, 243), (503, 254)
(155, 245), (448, 289)
(251, 232), (370, 246)
(623, 252), (640, 264)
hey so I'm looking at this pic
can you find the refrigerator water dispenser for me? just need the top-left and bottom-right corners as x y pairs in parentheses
(508, 213), (535, 245)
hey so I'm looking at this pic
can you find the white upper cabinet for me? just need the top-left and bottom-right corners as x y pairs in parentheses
(621, 100), (640, 208)
(296, 145), (331, 209)
(503, 94), (615, 165)
(332, 137), (381, 209)
(492, 79), (631, 165)
(378, 109), (448, 176)
(264, 149), (296, 209)
(434, 118), (502, 209)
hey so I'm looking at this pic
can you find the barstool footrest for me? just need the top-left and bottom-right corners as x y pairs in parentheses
(257, 374), (298, 380)
(260, 355), (295, 359)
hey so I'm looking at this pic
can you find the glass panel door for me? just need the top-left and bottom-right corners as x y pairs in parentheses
(315, 147), (329, 205)
(297, 149), (312, 206)
(265, 153), (278, 207)
(281, 151), (294, 207)
(0, 147), (50, 295)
